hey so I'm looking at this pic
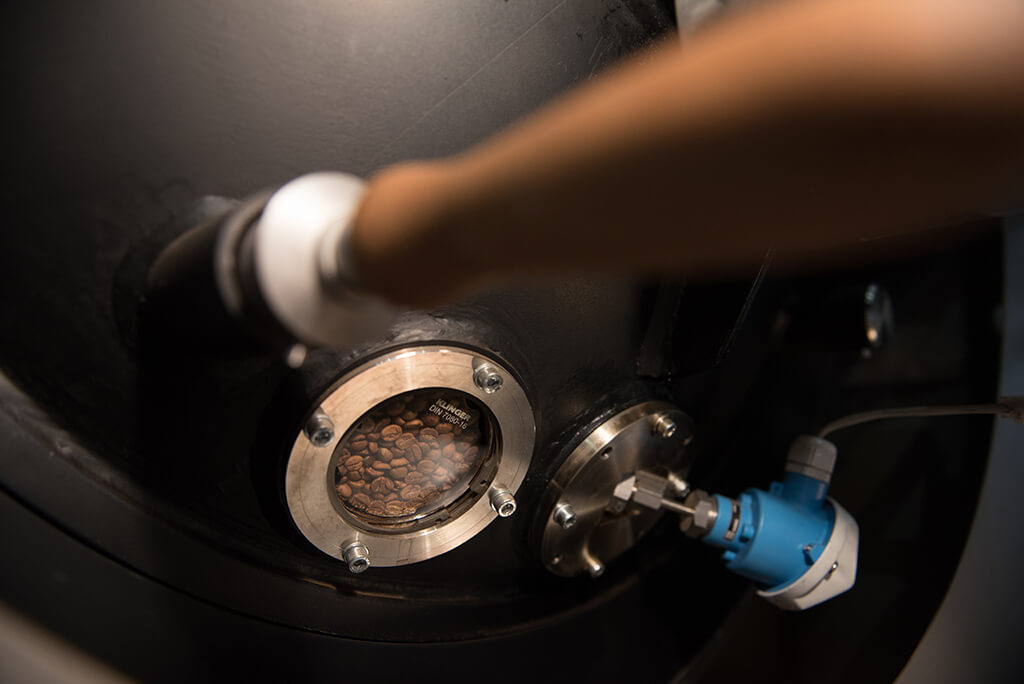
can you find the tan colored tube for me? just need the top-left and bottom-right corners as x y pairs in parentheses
(351, 0), (1024, 308)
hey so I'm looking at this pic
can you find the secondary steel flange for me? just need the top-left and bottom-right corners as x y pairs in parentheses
(285, 345), (534, 569)
(536, 401), (693, 577)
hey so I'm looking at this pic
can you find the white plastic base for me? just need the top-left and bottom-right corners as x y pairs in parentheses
(757, 498), (859, 611)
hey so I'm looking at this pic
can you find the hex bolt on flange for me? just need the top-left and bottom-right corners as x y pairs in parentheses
(473, 363), (504, 394)
(552, 502), (577, 529)
(489, 487), (517, 517)
(304, 408), (335, 447)
(652, 414), (677, 439)
(342, 542), (371, 573)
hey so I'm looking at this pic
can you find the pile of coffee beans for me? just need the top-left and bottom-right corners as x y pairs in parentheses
(334, 390), (489, 522)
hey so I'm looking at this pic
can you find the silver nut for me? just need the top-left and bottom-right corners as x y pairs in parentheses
(489, 487), (517, 517)
(304, 409), (335, 447)
(552, 503), (577, 529)
(473, 364), (504, 394)
(633, 469), (669, 510)
(679, 490), (718, 538)
(652, 414), (677, 439)
(342, 542), (370, 573)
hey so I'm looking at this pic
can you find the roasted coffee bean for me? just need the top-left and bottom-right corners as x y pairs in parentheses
(401, 409), (417, 421)
(394, 434), (416, 450)
(385, 401), (405, 417)
(400, 484), (422, 500)
(370, 477), (395, 495)
(366, 467), (384, 478)
(455, 463), (471, 475)
(422, 413), (440, 427)
(350, 493), (372, 508)
(419, 427), (438, 440)
(379, 447), (394, 461)
(350, 437), (368, 451)
(380, 425), (402, 441)
(374, 418), (391, 432)
(452, 452), (466, 464)
(385, 501), (405, 515)
(368, 442), (379, 454)
(337, 483), (352, 498)
(368, 501), (386, 515)
(393, 417), (406, 427)
(436, 423), (454, 434)
(428, 448), (442, 461)
(417, 459), (437, 474)
(405, 471), (427, 485)
(344, 455), (363, 470)
(442, 443), (457, 460)
(437, 457), (455, 472)
(371, 460), (390, 471)
(404, 419), (424, 430)
(465, 446), (479, 460)
(390, 457), (409, 468)
(390, 467), (409, 479)
(367, 432), (381, 441)
(404, 443), (422, 461)
(431, 467), (450, 482)
(438, 433), (455, 446)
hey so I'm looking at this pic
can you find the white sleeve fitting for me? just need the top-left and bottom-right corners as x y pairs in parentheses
(253, 172), (400, 348)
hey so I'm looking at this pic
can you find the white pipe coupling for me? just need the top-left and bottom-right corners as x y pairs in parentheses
(253, 172), (400, 348)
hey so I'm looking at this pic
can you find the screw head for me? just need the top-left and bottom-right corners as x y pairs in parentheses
(652, 414), (677, 439)
(473, 364), (504, 394)
(489, 487), (517, 517)
(304, 410), (335, 447)
(553, 502), (577, 529)
(342, 542), (370, 574)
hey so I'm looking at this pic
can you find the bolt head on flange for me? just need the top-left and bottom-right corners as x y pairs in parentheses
(473, 364), (504, 394)
(489, 488), (517, 517)
(304, 411), (335, 447)
(342, 542), (370, 573)
(652, 414), (677, 439)
(553, 503), (577, 529)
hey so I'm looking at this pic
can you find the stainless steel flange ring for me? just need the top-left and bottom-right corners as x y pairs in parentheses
(285, 345), (534, 569)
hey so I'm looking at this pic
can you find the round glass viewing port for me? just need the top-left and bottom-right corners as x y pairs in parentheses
(333, 388), (496, 527)
(284, 345), (534, 569)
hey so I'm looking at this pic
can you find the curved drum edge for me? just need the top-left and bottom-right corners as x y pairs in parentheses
(896, 218), (1024, 684)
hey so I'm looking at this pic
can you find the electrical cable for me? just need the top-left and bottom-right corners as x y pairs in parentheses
(819, 397), (1024, 438)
